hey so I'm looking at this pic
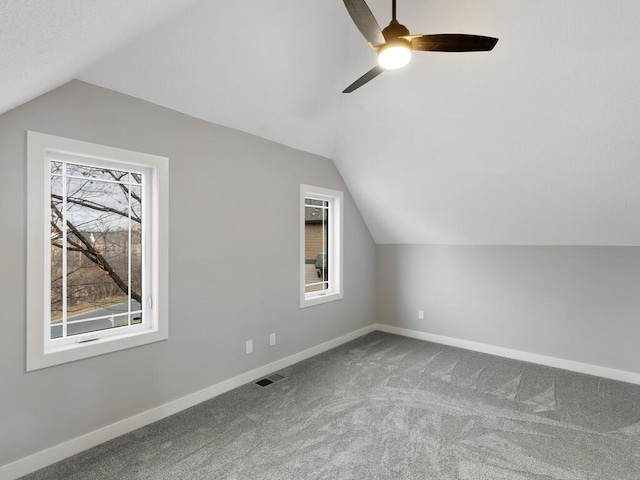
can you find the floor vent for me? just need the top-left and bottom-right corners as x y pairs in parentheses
(255, 373), (286, 387)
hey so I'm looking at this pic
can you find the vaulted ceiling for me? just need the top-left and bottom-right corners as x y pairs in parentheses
(3, 0), (640, 245)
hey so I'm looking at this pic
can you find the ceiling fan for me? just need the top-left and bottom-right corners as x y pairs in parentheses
(342, 0), (498, 93)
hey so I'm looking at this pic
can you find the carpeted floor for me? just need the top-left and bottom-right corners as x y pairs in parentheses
(22, 332), (640, 479)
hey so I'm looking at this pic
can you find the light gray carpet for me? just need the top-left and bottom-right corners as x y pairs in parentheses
(21, 332), (640, 479)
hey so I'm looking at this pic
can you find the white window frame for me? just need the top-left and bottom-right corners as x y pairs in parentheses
(300, 184), (343, 308)
(26, 131), (169, 371)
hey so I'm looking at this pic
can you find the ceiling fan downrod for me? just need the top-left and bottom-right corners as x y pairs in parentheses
(383, 0), (409, 40)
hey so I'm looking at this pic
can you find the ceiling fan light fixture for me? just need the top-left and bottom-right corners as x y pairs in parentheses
(378, 39), (411, 70)
(341, 0), (498, 92)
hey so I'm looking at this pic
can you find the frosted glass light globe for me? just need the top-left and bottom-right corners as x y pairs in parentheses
(378, 43), (411, 70)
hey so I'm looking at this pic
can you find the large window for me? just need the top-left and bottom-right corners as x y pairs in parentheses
(27, 132), (168, 371)
(300, 184), (343, 308)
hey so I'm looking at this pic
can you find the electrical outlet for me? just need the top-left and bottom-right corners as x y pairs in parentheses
(418, 310), (424, 320)
(245, 339), (253, 354)
(269, 333), (276, 346)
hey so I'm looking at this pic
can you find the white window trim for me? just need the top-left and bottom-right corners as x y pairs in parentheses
(300, 184), (343, 308)
(26, 131), (169, 371)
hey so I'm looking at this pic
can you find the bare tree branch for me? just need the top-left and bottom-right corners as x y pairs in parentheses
(51, 202), (141, 303)
(106, 171), (142, 223)
(51, 193), (141, 224)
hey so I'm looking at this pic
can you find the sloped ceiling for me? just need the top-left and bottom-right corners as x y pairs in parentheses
(78, 0), (350, 160)
(4, 0), (640, 245)
(0, 0), (202, 113)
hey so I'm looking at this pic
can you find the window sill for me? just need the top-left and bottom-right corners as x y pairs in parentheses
(301, 291), (344, 309)
(28, 328), (168, 371)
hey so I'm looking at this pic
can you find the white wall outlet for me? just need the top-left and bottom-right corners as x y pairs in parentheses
(418, 310), (424, 320)
(245, 339), (253, 354)
(269, 333), (276, 346)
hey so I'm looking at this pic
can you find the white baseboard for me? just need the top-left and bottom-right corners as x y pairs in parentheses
(375, 323), (640, 386)
(0, 324), (375, 480)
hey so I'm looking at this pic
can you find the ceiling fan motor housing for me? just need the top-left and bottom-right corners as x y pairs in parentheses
(382, 18), (410, 41)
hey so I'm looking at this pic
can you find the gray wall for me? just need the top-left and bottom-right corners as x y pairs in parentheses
(376, 245), (640, 374)
(0, 80), (376, 467)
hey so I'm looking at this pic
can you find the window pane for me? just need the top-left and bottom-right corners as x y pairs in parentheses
(64, 175), (130, 336)
(66, 163), (129, 183)
(131, 185), (143, 322)
(51, 176), (63, 338)
(304, 199), (329, 294)
(66, 313), (129, 336)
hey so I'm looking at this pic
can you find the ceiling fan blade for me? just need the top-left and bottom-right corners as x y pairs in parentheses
(411, 34), (498, 52)
(343, 0), (386, 47)
(343, 65), (385, 93)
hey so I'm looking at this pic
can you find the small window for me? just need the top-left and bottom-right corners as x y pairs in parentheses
(300, 184), (343, 308)
(27, 132), (168, 371)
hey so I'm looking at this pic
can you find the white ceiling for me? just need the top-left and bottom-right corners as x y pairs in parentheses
(0, 0), (202, 113)
(4, 0), (640, 245)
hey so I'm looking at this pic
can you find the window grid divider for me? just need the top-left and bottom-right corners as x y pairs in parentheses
(61, 161), (68, 340)
(127, 174), (133, 327)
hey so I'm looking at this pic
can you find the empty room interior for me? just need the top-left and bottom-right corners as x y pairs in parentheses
(2, 1), (640, 478)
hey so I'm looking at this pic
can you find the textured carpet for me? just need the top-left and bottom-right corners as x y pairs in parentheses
(22, 332), (640, 479)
